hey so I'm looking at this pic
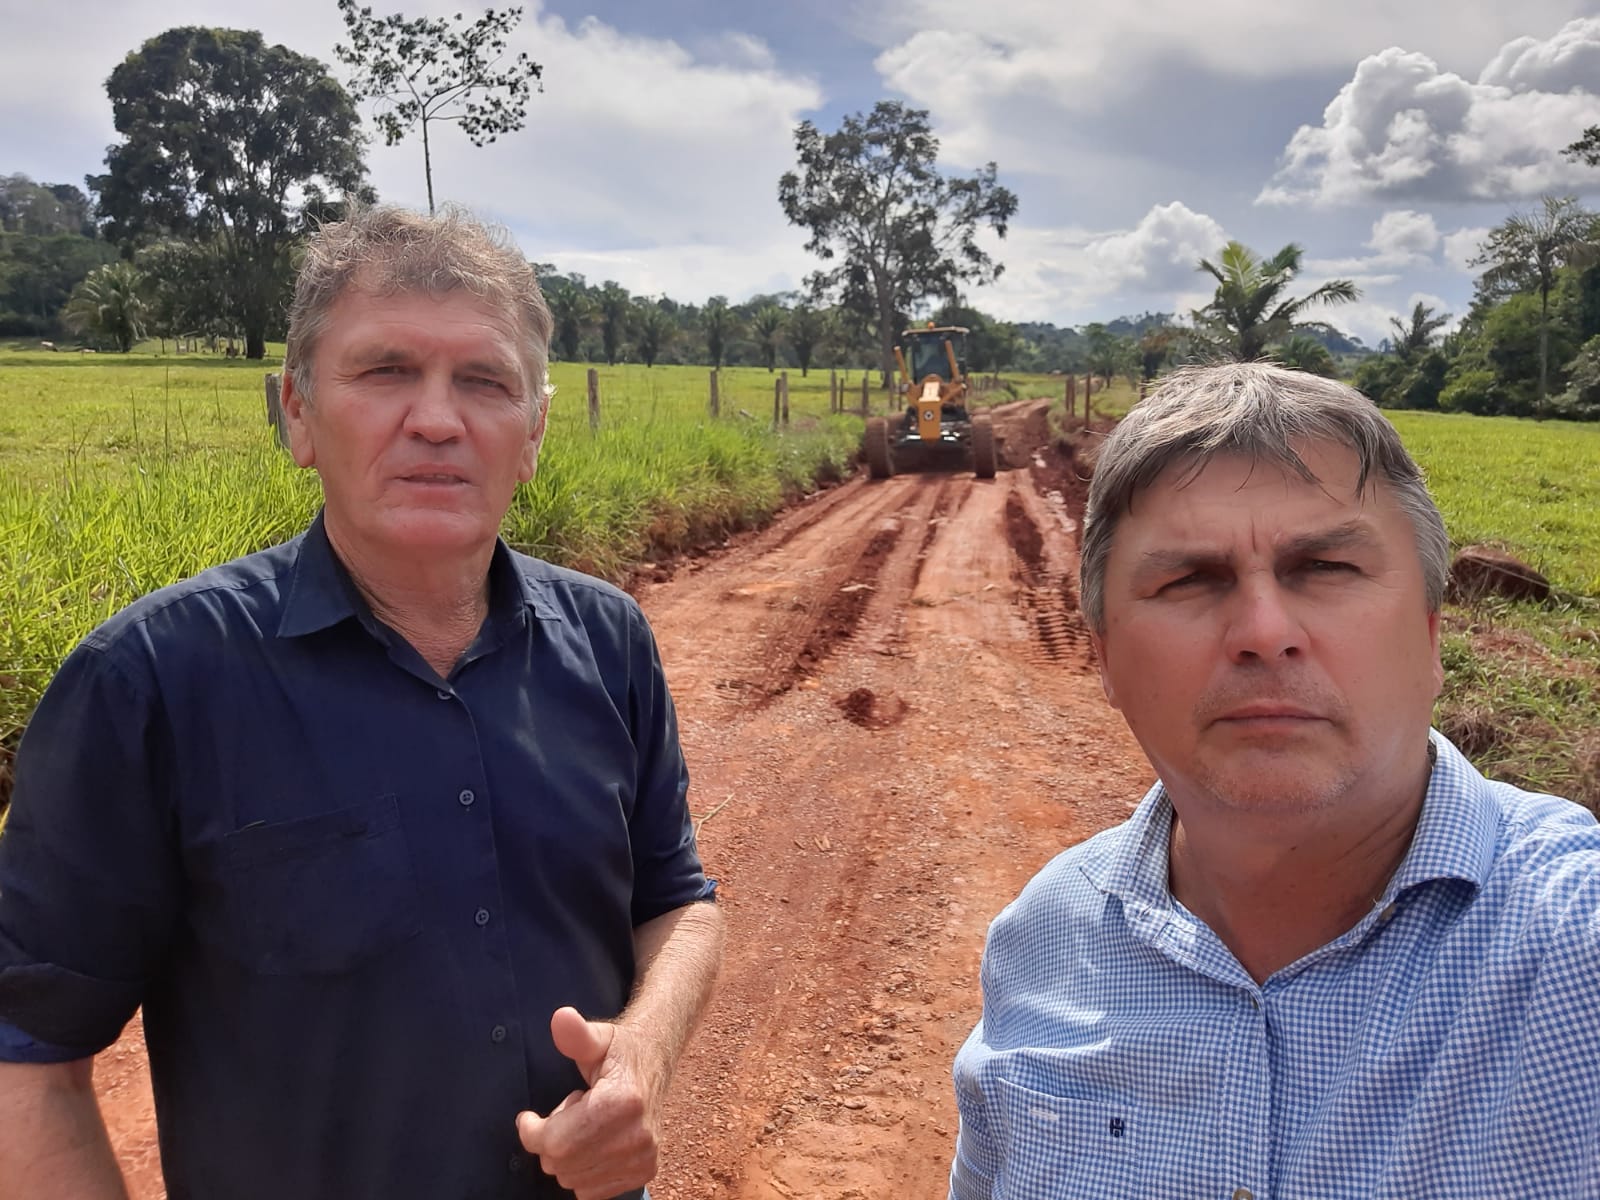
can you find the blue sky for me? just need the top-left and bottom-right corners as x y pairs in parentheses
(5, 0), (1600, 345)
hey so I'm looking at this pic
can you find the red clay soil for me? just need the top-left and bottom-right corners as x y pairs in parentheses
(93, 398), (1153, 1199)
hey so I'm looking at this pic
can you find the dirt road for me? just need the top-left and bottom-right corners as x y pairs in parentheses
(97, 397), (1153, 1198)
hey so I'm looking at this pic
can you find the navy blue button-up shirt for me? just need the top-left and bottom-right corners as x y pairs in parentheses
(0, 513), (712, 1199)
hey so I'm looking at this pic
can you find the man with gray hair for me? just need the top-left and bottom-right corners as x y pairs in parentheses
(950, 362), (1600, 1198)
(0, 205), (723, 1200)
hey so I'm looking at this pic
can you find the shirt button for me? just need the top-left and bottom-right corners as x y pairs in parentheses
(475, 907), (491, 927)
(458, 788), (475, 807)
(1233, 1189), (1254, 1200)
(491, 1024), (507, 1043)
(435, 688), (451, 700)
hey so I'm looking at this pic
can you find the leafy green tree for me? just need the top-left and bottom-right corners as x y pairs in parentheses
(1438, 368), (1500, 415)
(63, 261), (148, 352)
(1472, 195), (1599, 412)
(544, 275), (593, 362)
(1388, 302), (1451, 362)
(1555, 334), (1600, 419)
(701, 296), (738, 368)
(133, 239), (233, 352)
(750, 304), (786, 372)
(786, 303), (826, 375)
(1352, 354), (1409, 407)
(335, 1), (543, 214)
(1137, 325), (1180, 381)
(1083, 323), (1134, 387)
(779, 101), (1018, 384)
(0, 175), (94, 237)
(1270, 333), (1338, 377)
(0, 232), (117, 335)
(1192, 241), (1359, 361)
(91, 27), (372, 359)
(597, 281), (630, 365)
(632, 302), (673, 368)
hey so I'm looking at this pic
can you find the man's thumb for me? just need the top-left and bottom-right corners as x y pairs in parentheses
(549, 1006), (614, 1085)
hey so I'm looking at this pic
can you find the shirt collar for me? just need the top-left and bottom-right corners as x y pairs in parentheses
(276, 511), (563, 639)
(1084, 729), (1500, 915)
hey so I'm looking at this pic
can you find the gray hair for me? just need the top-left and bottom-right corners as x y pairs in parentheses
(1079, 362), (1449, 632)
(285, 204), (554, 415)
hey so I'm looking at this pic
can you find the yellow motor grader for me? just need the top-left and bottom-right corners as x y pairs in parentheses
(863, 323), (996, 480)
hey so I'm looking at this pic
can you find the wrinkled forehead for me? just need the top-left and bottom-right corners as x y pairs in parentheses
(1129, 439), (1376, 513)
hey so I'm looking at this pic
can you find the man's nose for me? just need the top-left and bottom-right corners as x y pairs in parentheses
(1223, 574), (1306, 662)
(402, 372), (466, 441)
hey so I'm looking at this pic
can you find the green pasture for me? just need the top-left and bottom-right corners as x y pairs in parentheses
(1389, 411), (1600, 598)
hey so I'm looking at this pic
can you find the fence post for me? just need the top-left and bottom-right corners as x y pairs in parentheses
(587, 368), (600, 432)
(773, 376), (782, 428)
(829, 368), (838, 414)
(1065, 374), (1076, 424)
(780, 371), (790, 426)
(263, 372), (289, 450)
(709, 369), (719, 418)
(860, 374), (869, 416)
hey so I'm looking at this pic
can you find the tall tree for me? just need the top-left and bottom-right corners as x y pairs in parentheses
(91, 27), (372, 359)
(597, 281), (630, 365)
(632, 302), (674, 368)
(701, 296), (737, 368)
(750, 304), (785, 372)
(779, 101), (1018, 385)
(1471, 195), (1599, 412)
(1192, 241), (1359, 362)
(1388, 301), (1451, 362)
(1271, 334), (1337, 377)
(786, 303), (825, 376)
(63, 261), (147, 352)
(544, 275), (593, 362)
(336, 1), (543, 214)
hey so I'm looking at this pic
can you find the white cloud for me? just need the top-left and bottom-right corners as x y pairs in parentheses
(1259, 20), (1600, 206)
(1442, 226), (1492, 271)
(1367, 210), (1441, 260)
(971, 202), (1228, 323)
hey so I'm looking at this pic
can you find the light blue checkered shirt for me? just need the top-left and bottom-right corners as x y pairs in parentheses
(951, 732), (1600, 1199)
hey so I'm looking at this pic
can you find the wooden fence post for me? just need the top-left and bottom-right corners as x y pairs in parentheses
(860, 374), (869, 416)
(587, 368), (600, 432)
(1065, 374), (1076, 424)
(709, 369), (720, 418)
(773, 376), (782, 428)
(780, 371), (790, 426)
(263, 372), (289, 450)
(829, 368), (838, 414)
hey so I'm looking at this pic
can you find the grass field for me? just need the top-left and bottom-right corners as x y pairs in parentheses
(3, 351), (1596, 808)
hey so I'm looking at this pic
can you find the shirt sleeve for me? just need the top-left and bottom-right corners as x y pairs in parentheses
(622, 600), (714, 926)
(0, 639), (179, 1055)
(950, 1018), (999, 1200)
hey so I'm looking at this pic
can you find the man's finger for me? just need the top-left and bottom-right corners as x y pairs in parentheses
(549, 1006), (615, 1085)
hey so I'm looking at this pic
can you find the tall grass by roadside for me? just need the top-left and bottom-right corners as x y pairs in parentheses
(0, 352), (883, 803)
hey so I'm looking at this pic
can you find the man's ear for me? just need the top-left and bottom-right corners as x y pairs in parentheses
(1090, 629), (1121, 710)
(281, 369), (316, 469)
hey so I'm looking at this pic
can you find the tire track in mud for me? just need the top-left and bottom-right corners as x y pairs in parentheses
(1003, 490), (1093, 670)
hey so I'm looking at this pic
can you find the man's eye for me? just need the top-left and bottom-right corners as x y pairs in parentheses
(465, 376), (506, 390)
(1160, 573), (1208, 592)
(1304, 559), (1356, 574)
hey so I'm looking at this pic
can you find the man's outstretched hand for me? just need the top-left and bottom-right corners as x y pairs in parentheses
(516, 1007), (666, 1200)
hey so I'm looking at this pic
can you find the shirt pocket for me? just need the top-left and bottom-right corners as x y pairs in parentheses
(201, 795), (423, 975)
(995, 1077), (1141, 1199)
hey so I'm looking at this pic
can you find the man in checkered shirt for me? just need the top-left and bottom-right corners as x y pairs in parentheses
(951, 361), (1600, 1199)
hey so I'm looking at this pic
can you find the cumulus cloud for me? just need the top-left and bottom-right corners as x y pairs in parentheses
(1442, 226), (1493, 271)
(1367, 210), (1441, 260)
(973, 202), (1228, 323)
(1259, 18), (1600, 206)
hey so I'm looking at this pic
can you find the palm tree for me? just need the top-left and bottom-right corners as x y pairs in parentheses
(1271, 334), (1337, 377)
(544, 278), (594, 363)
(786, 304), (826, 375)
(701, 296), (738, 368)
(1388, 302), (1451, 363)
(1192, 242), (1359, 361)
(632, 302), (674, 368)
(1472, 195), (1599, 412)
(596, 282), (631, 366)
(63, 261), (148, 353)
(751, 304), (786, 372)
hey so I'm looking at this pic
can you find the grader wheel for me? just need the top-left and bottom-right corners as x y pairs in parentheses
(864, 417), (894, 479)
(972, 415), (997, 479)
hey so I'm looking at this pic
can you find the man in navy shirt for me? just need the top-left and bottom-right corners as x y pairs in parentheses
(0, 205), (723, 1200)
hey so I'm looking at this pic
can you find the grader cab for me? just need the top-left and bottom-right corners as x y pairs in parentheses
(863, 324), (996, 480)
